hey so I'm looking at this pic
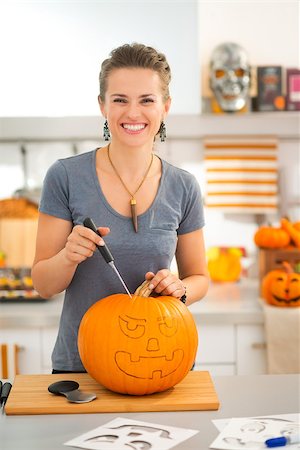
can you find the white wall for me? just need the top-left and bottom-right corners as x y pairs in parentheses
(198, 0), (300, 97)
(0, 1), (298, 116)
(0, 0), (200, 116)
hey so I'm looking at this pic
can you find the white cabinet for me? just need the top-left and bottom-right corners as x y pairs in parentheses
(195, 325), (236, 375)
(0, 327), (59, 377)
(40, 327), (58, 374)
(0, 328), (42, 377)
(194, 323), (267, 375)
(236, 324), (267, 375)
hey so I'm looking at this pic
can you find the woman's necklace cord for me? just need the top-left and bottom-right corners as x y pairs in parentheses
(107, 144), (154, 233)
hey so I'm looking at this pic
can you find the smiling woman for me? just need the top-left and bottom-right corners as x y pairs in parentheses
(31, 42), (209, 374)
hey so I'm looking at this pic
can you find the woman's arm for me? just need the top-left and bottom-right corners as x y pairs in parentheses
(31, 212), (109, 298)
(175, 228), (209, 305)
(145, 229), (209, 306)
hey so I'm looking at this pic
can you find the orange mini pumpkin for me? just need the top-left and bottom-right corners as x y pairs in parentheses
(262, 262), (300, 307)
(78, 282), (198, 395)
(254, 225), (290, 249)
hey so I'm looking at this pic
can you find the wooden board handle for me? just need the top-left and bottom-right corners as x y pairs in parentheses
(1, 344), (8, 378)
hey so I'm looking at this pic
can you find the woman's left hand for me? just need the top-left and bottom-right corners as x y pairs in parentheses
(145, 270), (185, 299)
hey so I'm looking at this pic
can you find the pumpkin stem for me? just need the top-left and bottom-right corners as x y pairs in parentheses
(282, 261), (293, 274)
(134, 280), (153, 297)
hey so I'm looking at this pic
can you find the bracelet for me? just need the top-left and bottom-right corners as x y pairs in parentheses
(180, 286), (187, 304)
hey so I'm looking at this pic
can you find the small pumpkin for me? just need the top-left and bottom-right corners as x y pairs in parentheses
(254, 224), (290, 249)
(262, 262), (300, 307)
(207, 248), (242, 282)
(78, 281), (198, 395)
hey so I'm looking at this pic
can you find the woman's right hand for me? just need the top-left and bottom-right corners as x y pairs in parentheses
(64, 225), (110, 265)
(32, 215), (112, 298)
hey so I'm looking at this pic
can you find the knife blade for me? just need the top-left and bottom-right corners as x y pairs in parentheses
(83, 217), (132, 298)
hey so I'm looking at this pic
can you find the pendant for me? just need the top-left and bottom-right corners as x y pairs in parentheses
(130, 198), (138, 233)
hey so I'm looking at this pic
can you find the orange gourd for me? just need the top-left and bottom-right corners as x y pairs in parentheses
(78, 282), (198, 395)
(254, 225), (290, 248)
(280, 218), (300, 249)
(262, 262), (300, 307)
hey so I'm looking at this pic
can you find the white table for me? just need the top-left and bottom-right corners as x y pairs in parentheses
(1, 374), (299, 450)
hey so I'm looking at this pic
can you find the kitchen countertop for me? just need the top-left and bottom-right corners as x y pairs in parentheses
(189, 278), (263, 324)
(0, 278), (264, 328)
(1, 374), (299, 450)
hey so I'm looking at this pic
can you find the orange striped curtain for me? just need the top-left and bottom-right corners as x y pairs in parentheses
(203, 136), (278, 213)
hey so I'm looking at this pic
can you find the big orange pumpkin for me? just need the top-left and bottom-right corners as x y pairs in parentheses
(78, 282), (198, 395)
(262, 262), (300, 307)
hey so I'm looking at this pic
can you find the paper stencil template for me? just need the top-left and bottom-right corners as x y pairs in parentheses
(213, 413), (300, 432)
(210, 415), (300, 450)
(64, 417), (199, 450)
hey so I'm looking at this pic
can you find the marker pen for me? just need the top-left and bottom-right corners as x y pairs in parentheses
(265, 433), (300, 448)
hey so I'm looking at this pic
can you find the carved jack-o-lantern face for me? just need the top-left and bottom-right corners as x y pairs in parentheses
(262, 263), (300, 307)
(78, 294), (198, 395)
(116, 313), (183, 380)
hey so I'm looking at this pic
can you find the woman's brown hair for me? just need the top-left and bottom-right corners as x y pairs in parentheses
(99, 43), (171, 102)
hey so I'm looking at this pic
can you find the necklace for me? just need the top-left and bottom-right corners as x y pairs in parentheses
(107, 144), (154, 233)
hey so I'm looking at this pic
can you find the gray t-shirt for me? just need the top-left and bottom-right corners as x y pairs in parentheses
(39, 149), (205, 371)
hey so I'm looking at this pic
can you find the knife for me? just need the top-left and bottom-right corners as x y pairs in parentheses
(83, 217), (132, 298)
(0, 381), (12, 413)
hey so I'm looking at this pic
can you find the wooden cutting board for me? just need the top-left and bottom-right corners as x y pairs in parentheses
(5, 371), (220, 415)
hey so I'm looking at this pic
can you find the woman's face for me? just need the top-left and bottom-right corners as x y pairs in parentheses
(100, 68), (170, 147)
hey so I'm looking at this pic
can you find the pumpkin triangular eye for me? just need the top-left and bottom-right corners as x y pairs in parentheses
(276, 277), (284, 281)
(291, 278), (299, 282)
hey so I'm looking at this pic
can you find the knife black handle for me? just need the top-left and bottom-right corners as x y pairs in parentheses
(83, 217), (114, 264)
(0, 382), (12, 406)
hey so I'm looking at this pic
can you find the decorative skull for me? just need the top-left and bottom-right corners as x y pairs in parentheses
(209, 42), (251, 112)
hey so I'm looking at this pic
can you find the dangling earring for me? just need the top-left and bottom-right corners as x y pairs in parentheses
(159, 122), (166, 142)
(103, 120), (111, 141)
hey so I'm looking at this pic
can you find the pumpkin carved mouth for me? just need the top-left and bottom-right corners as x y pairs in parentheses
(272, 295), (300, 304)
(115, 349), (184, 379)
